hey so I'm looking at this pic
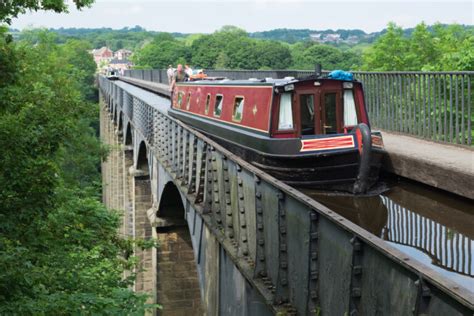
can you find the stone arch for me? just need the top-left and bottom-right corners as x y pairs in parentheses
(158, 182), (185, 218)
(155, 181), (203, 315)
(136, 141), (149, 174)
(125, 123), (133, 146)
(113, 106), (118, 124)
(118, 112), (123, 133)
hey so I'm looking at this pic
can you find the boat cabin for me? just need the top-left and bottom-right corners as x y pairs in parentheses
(171, 78), (370, 141)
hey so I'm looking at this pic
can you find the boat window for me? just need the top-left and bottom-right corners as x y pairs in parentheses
(232, 96), (244, 122)
(186, 92), (191, 110)
(300, 94), (315, 135)
(205, 94), (211, 115)
(278, 93), (293, 130)
(343, 90), (358, 127)
(214, 94), (223, 117)
(177, 91), (184, 108)
(324, 93), (337, 134)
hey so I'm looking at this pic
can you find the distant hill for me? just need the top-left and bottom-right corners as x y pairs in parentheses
(10, 24), (473, 49)
(248, 25), (473, 45)
(249, 28), (372, 44)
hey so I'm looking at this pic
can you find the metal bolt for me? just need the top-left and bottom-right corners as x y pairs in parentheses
(353, 242), (362, 251)
(353, 265), (362, 275)
(351, 288), (361, 298)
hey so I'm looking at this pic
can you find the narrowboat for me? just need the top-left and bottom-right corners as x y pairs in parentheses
(168, 73), (385, 194)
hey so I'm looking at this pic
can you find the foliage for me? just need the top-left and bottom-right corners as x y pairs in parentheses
(0, 0), (94, 24)
(133, 26), (293, 70)
(0, 27), (153, 314)
(362, 22), (474, 71)
(132, 32), (191, 69)
(290, 41), (361, 70)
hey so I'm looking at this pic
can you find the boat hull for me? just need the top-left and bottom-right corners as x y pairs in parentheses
(169, 108), (384, 193)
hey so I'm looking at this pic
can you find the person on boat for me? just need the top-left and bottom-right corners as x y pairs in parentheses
(185, 64), (193, 77)
(167, 64), (174, 85)
(170, 64), (188, 100)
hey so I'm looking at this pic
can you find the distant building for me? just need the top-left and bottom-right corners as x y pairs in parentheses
(323, 33), (341, 43)
(92, 47), (114, 65)
(108, 58), (133, 74)
(310, 33), (322, 41)
(114, 49), (133, 61)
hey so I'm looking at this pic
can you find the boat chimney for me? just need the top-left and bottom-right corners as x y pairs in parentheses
(314, 64), (322, 77)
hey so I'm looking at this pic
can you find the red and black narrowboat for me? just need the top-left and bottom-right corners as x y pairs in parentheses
(168, 74), (385, 193)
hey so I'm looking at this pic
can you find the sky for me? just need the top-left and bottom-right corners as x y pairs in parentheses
(11, 0), (474, 33)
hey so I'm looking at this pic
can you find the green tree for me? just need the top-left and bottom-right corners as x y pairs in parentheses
(133, 33), (190, 68)
(62, 39), (98, 101)
(291, 42), (357, 70)
(255, 40), (292, 69)
(361, 22), (474, 71)
(190, 34), (221, 68)
(361, 22), (408, 70)
(406, 22), (439, 70)
(433, 24), (474, 71)
(0, 28), (154, 314)
(0, 0), (94, 24)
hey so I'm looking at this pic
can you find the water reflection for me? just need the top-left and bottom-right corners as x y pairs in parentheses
(301, 181), (474, 288)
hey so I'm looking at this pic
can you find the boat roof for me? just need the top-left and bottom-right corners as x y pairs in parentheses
(178, 76), (357, 88)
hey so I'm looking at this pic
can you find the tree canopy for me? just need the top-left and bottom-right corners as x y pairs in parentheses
(134, 27), (294, 70)
(0, 27), (153, 314)
(0, 0), (94, 24)
(362, 22), (474, 71)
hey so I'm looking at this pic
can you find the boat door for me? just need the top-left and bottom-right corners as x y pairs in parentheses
(296, 89), (320, 136)
(320, 90), (343, 134)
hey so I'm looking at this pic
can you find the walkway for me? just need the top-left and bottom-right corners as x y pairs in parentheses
(381, 131), (474, 199)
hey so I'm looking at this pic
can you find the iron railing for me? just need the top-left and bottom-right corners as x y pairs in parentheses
(100, 76), (473, 315)
(124, 69), (473, 146)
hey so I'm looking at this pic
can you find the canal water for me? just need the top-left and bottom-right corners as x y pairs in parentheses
(301, 179), (474, 290)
